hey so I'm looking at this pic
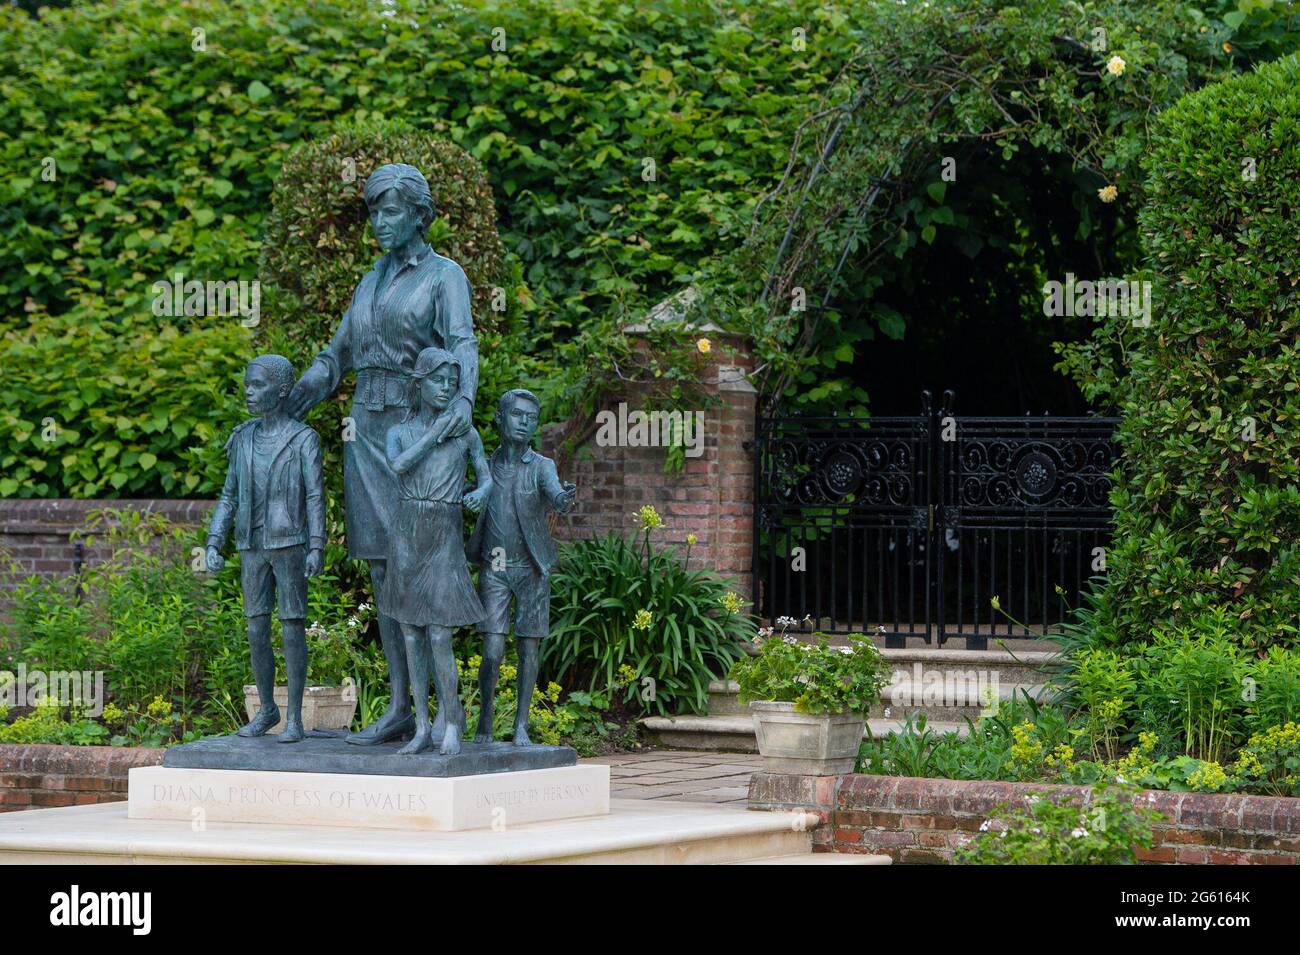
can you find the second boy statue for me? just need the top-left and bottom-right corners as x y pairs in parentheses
(467, 389), (577, 745)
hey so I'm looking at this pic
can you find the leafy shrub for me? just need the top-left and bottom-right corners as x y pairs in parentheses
(1131, 627), (1248, 764)
(731, 632), (888, 715)
(1245, 648), (1300, 734)
(857, 692), (1075, 782)
(0, 700), (108, 745)
(543, 509), (753, 716)
(0, 0), (870, 496)
(0, 316), (252, 497)
(1069, 647), (1135, 762)
(955, 783), (1161, 865)
(1067, 54), (1300, 654)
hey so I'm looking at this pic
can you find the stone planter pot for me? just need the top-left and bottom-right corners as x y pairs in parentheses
(242, 685), (357, 734)
(750, 701), (866, 775)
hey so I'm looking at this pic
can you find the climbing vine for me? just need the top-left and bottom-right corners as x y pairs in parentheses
(689, 0), (1294, 416)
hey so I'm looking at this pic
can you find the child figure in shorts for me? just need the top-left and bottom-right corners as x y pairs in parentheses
(206, 355), (325, 743)
(467, 388), (577, 745)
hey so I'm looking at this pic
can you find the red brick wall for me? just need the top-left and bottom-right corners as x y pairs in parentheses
(0, 744), (163, 812)
(543, 335), (756, 599)
(0, 498), (214, 578)
(749, 773), (1300, 865)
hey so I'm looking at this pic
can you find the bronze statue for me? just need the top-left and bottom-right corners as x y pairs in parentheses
(286, 163), (480, 746)
(379, 347), (493, 755)
(468, 389), (577, 745)
(206, 355), (326, 743)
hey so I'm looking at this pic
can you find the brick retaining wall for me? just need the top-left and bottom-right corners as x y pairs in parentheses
(0, 498), (214, 579)
(749, 773), (1300, 865)
(0, 744), (163, 812)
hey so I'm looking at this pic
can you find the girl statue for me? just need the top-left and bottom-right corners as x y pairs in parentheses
(380, 347), (492, 756)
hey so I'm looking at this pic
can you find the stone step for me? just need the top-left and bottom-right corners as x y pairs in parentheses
(871, 682), (1053, 723)
(730, 852), (892, 865)
(879, 647), (1061, 688)
(0, 799), (834, 865)
(708, 677), (1055, 725)
(641, 713), (971, 754)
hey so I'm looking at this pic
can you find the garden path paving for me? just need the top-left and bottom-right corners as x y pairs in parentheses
(579, 750), (762, 805)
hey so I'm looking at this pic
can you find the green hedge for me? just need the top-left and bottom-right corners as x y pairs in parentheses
(1085, 54), (1300, 652)
(0, 0), (869, 497)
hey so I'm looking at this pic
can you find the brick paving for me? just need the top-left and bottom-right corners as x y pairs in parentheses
(580, 750), (762, 805)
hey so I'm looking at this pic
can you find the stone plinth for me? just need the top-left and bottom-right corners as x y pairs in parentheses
(160, 734), (576, 777)
(129, 763), (610, 832)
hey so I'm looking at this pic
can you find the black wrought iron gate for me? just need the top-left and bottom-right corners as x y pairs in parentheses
(753, 391), (1120, 649)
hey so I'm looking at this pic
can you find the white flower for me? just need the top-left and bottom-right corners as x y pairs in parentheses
(757, 627), (774, 639)
(782, 635), (799, 646)
(1071, 828), (1088, 838)
(1106, 55), (1126, 76)
(884, 707), (892, 718)
(837, 646), (853, 655)
(776, 615), (798, 628)
(979, 820), (991, 832)
(347, 616), (359, 628)
(357, 602), (372, 613)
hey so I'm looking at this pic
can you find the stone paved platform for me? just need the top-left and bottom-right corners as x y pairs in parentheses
(580, 750), (762, 804)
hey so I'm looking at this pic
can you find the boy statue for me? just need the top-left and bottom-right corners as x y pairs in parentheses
(467, 389), (577, 745)
(205, 355), (326, 743)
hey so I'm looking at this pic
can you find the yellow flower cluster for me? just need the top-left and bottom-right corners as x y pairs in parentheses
(1230, 722), (1300, 794)
(1043, 743), (1075, 770)
(1113, 731), (1159, 779)
(635, 505), (663, 530)
(1006, 721), (1044, 774)
(146, 695), (172, 719)
(632, 609), (653, 631)
(1187, 760), (1229, 792)
(720, 591), (744, 614)
(101, 703), (124, 723)
(616, 664), (639, 688)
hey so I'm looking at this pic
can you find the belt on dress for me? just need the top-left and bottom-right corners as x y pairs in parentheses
(355, 368), (413, 411)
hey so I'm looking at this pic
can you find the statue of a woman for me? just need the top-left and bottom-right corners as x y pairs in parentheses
(287, 163), (479, 746)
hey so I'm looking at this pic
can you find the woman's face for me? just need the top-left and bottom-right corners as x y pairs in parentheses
(419, 365), (459, 412)
(370, 187), (422, 251)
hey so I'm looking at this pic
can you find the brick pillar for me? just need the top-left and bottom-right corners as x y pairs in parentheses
(543, 331), (757, 599)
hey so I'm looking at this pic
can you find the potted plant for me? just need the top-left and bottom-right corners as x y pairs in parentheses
(242, 681), (357, 734)
(730, 629), (888, 775)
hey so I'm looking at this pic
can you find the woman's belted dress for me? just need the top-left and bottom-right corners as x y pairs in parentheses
(304, 242), (479, 562)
